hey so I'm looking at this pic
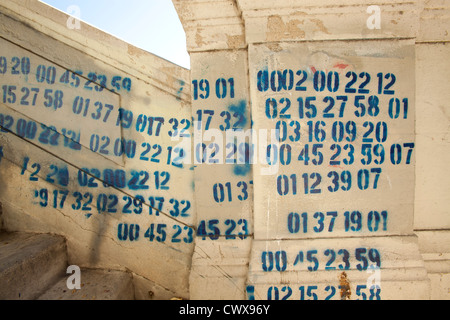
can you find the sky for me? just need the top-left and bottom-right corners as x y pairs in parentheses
(39, 0), (190, 69)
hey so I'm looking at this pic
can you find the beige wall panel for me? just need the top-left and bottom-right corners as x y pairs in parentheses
(415, 43), (450, 230)
(249, 40), (416, 240)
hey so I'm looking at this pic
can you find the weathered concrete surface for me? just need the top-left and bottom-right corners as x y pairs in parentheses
(0, 0), (448, 300)
(415, 43), (450, 230)
(240, 1), (420, 44)
(417, 230), (450, 300)
(188, 49), (253, 299)
(244, 37), (430, 298)
(190, 238), (252, 300)
(38, 268), (134, 300)
(248, 236), (430, 300)
(0, 203), (3, 231)
(172, 0), (450, 299)
(414, 0), (450, 299)
(249, 39), (416, 240)
(0, 0), (193, 300)
(0, 232), (67, 300)
(173, 0), (245, 52)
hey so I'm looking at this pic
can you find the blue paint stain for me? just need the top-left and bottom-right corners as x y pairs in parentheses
(228, 100), (247, 128)
(233, 163), (250, 176)
(58, 166), (69, 186)
(246, 285), (255, 300)
(257, 66), (269, 92)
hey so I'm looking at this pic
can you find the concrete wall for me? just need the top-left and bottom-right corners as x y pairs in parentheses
(414, 0), (450, 299)
(0, 0), (193, 300)
(0, 0), (449, 300)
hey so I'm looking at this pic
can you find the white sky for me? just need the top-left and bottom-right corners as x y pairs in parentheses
(39, 0), (190, 69)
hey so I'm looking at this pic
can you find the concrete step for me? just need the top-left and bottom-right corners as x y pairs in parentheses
(0, 232), (67, 300)
(38, 268), (135, 300)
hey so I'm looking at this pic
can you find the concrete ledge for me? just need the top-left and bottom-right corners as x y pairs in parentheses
(0, 232), (67, 300)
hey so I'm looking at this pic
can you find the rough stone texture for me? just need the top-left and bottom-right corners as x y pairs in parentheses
(413, 0), (450, 299)
(0, 232), (67, 299)
(173, 0), (245, 52)
(0, 202), (3, 231)
(416, 230), (450, 299)
(188, 48), (253, 299)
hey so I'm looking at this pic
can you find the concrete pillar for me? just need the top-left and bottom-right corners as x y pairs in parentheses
(0, 0), (194, 299)
(173, 0), (253, 299)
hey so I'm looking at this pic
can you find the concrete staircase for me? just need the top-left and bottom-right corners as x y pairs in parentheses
(0, 230), (135, 300)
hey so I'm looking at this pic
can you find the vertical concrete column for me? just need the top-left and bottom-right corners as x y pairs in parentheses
(414, 0), (450, 300)
(173, 0), (253, 299)
(239, 0), (431, 300)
